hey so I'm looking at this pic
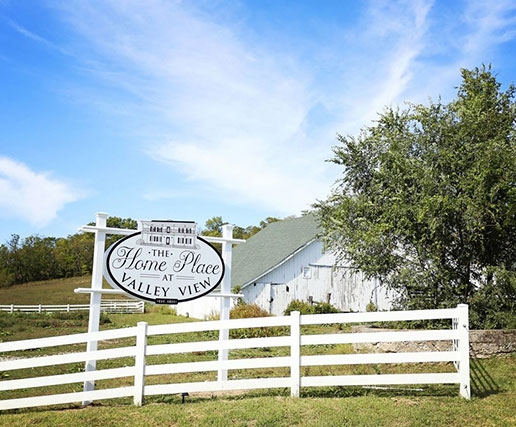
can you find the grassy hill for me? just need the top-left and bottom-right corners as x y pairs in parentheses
(0, 276), (129, 305)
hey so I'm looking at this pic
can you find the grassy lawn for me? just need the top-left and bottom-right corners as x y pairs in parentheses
(0, 276), (128, 305)
(0, 353), (514, 427)
(0, 277), (515, 425)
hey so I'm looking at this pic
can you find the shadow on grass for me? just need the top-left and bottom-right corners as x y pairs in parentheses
(470, 349), (500, 398)
(4, 376), (489, 416)
(5, 354), (503, 415)
(300, 384), (458, 399)
(146, 383), (459, 406)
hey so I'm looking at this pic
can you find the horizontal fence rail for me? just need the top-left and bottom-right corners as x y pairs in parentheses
(0, 300), (144, 314)
(0, 305), (470, 411)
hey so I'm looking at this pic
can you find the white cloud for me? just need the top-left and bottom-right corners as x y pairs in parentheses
(8, 20), (70, 55)
(411, 0), (516, 103)
(462, 0), (516, 55)
(329, 0), (434, 134)
(49, 0), (516, 214)
(9, 20), (53, 47)
(55, 0), (329, 214)
(329, 0), (516, 135)
(0, 157), (83, 226)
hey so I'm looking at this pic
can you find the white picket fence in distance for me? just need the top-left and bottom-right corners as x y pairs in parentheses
(0, 300), (144, 314)
(0, 305), (470, 411)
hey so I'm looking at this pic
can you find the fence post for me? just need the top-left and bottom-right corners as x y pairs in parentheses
(218, 224), (234, 382)
(290, 311), (301, 397)
(457, 304), (471, 399)
(38, 304), (42, 313)
(83, 212), (108, 405)
(134, 321), (148, 406)
(10, 304), (14, 313)
(67, 304), (70, 313)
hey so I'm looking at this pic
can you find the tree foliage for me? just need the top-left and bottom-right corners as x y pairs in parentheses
(316, 66), (516, 328)
(0, 215), (282, 287)
(201, 216), (280, 240)
(0, 216), (137, 287)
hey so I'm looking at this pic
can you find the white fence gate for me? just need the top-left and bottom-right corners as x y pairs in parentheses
(0, 300), (144, 314)
(0, 305), (470, 411)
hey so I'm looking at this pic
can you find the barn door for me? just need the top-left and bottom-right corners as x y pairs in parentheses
(270, 283), (287, 315)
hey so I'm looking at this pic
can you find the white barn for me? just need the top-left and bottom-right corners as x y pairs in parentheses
(178, 214), (394, 319)
(233, 214), (394, 316)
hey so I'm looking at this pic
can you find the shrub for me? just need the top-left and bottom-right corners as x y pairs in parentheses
(229, 303), (287, 339)
(312, 302), (339, 314)
(100, 313), (112, 324)
(469, 267), (516, 329)
(284, 299), (313, 315)
(284, 299), (340, 315)
(205, 309), (219, 321)
(230, 303), (270, 319)
(231, 285), (242, 294)
(231, 285), (245, 306)
(366, 301), (378, 312)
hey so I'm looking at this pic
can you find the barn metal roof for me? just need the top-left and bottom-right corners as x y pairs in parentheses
(231, 213), (320, 288)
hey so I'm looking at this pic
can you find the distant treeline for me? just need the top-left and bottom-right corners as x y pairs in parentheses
(0, 217), (137, 287)
(0, 215), (279, 288)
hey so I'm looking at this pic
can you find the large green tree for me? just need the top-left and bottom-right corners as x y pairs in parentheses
(316, 66), (516, 328)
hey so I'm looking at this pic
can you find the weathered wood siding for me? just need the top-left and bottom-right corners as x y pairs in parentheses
(242, 241), (394, 316)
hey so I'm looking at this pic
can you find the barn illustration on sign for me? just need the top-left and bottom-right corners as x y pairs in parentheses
(138, 220), (197, 249)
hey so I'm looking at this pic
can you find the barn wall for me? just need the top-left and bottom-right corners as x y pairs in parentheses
(176, 295), (235, 319)
(244, 282), (272, 313)
(242, 241), (394, 316)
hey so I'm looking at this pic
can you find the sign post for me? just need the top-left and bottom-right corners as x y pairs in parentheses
(83, 212), (107, 404)
(77, 213), (244, 404)
(218, 224), (234, 381)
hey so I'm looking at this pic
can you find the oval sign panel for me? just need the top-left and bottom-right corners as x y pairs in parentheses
(104, 221), (224, 304)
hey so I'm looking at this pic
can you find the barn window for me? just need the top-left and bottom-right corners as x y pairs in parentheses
(286, 286), (289, 292)
(303, 267), (312, 279)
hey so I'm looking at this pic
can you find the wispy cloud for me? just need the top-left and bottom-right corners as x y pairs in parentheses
(329, 0), (434, 133)
(0, 156), (84, 226)
(54, 0), (326, 214)
(330, 0), (516, 134)
(46, 0), (516, 214)
(462, 0), (516, 54)
(9, 20), (52, 46)
(7, 19), (69, 54)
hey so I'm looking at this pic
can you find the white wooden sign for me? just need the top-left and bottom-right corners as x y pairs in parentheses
(103, 220), (224, 304)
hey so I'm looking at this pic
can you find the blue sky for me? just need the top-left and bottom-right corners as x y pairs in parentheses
(1, 0), (516, 243)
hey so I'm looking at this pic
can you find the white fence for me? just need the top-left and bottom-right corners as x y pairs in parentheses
(0, 305), (470, 411)
(0, 300), (144, 314)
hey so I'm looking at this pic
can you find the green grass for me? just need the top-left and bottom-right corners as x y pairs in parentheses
(0, 276), (133, 305)
(0, 277), (515, 425)
(0, 354), (515, 427)
(0, 312), (514, 426)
